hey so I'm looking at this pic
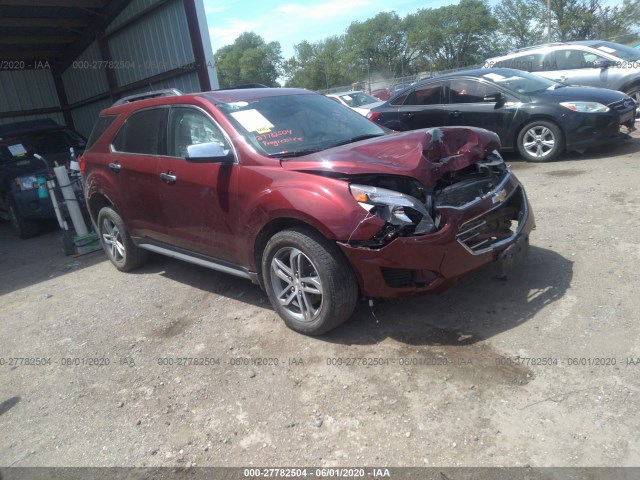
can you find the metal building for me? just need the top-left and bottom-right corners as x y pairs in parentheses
(0, 0), (219, 137)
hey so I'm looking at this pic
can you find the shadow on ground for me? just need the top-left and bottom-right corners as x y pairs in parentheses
(0, 221), (105, 295)
(138, 245), (571, 349)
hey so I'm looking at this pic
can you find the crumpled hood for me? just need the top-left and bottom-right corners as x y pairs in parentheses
(280, 127), (501, 187)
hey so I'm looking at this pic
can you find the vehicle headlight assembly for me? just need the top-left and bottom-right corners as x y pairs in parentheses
(349, 184), (435, 234)
(560, 101), (609, 113)
(15, 175), (39, 191)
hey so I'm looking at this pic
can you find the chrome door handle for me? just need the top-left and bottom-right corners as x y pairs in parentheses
(402, 113), (414, 119)
(108, 162), (121, 172)
(160, 172), (177, 184)
(449, 110), (461, 118)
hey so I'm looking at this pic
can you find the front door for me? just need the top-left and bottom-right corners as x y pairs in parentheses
(156, 106), (238, 262)
(444, 78), (516, 143)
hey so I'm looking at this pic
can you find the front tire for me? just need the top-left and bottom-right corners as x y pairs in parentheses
(517, 120), (564, 162)
(624, 85), (640, 118)
(97, 206), (147, 272)
(262, 227), (358, 335)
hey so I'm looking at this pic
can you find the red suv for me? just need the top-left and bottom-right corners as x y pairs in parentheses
(82, 88), (535, 335)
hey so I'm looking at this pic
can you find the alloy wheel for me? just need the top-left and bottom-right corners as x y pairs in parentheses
(269, 247), (324, 323)
(101, 217), (125, 263)
(522, 126), (555, 159)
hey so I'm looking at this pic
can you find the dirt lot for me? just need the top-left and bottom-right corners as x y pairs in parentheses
(1, 129), (640, 470)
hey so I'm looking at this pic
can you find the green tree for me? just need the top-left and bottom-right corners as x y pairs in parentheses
(214, 32), (282, 87)
(494, 0), (546, 50)
(539, 0), (640, 42)
(406, 0), (500, 71)
(284, 37), (353, 90)
(343, 12), (408, 78)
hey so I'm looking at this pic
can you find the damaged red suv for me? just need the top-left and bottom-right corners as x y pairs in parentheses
(83, 87), (534, 335)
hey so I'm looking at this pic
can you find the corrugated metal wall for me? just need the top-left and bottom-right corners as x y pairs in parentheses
(109, 0), (194, 86)
(0, 0), (216, 137)
(62, 42), (110, 105)
(0, 70), (61, 126)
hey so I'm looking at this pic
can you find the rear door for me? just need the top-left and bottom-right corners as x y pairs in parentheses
(396, 81), (446, 130)
(109, 107), (167, 240)
(156, 106), (238, 261)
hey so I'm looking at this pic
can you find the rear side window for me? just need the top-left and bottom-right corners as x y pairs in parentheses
(86, 115), (116, 149)
(506, 54), (545, 72)
(404, 83), (443, 105)
(112, 108), (165, 155)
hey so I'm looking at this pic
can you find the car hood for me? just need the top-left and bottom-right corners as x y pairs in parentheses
(281, 127), (501, 187)
(532, 85), (628, 105)
(0, 155), (49, 178)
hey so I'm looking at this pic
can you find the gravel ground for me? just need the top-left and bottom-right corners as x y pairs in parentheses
(1, 128), (639, 470)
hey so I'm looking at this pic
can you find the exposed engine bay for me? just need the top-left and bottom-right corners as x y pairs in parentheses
(345, 151), (510, 248)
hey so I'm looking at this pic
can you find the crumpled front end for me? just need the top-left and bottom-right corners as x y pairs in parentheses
(336, 129), (534, 298)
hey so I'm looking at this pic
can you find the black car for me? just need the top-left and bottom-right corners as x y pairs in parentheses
(367, 68), (637, 162)
(0, 119), (86, 238)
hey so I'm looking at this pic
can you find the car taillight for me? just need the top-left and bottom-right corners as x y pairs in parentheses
(78, 154), (85, 173)
(367, 111), (381, 122)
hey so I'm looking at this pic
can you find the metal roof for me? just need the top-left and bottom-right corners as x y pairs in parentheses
(0, 0), (131, 71)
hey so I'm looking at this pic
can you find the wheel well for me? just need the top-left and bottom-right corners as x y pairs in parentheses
(87, 193), (113, 224)
(621, 80), (640, 95)
(253, 218), (329, 289)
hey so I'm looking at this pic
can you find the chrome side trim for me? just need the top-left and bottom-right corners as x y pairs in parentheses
(138, 243), (252, 280)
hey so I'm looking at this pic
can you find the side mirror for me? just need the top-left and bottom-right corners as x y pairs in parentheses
(185, 142), (234, 164)
(483, 92), (505, 104)
(592, 59), (613, 69)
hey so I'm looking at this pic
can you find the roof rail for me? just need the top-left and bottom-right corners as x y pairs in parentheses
(112, 88), (184, 106)
(215, 83), (269, 91)
(514, 42), (568, 53)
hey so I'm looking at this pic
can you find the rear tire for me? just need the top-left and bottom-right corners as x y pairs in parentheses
(517, 120), (564, 162)
(9, 203), (39, 239)
(261, 227), (358, 335)
(97, 206), (148, 272)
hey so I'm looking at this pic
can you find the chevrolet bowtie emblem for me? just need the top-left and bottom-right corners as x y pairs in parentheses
(492, 189), (507, 204)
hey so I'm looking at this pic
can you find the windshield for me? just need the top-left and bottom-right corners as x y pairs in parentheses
(337, 92), (379, 107)
(591, 41), (640, 61)
(481, 69), (560, 94)
(217, 93), (386, 157)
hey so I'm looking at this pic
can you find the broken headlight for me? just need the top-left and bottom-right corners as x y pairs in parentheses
(349, 184), (435, 234)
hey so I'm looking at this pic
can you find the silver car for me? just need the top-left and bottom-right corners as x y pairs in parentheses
(485, 41), (640, 116)
(326, 91), (384, 116)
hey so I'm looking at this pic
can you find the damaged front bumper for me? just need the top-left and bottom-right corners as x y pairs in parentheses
(338, 171), (535, 298)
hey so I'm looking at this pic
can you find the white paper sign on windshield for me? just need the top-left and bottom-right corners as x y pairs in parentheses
(230, 109), (275, 132)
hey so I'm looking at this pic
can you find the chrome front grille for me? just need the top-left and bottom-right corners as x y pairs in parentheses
(456, 186), (527, 255)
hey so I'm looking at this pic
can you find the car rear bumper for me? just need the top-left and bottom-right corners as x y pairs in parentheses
(338, 174), (535, 298)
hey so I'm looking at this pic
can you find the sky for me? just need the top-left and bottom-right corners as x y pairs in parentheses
(203, 0), (454, 60)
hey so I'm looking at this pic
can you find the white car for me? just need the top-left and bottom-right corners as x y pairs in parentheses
(326, 91), (384, 116)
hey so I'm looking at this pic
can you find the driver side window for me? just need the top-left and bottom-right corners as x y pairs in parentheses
(168, 107), (228, 158)
(448, 79), (493, 104)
